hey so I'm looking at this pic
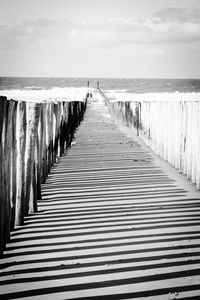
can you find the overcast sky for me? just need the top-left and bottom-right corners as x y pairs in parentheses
(0, 0), (200, 78)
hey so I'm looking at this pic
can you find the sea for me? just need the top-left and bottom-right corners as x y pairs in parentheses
(1, 77), (200, 93)
(1, 77), (200, 102)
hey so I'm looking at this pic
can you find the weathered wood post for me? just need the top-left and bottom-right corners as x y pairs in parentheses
(10, 100), (17, 230)
(40, 103), (48, 183)
(67, 102), (73, 146)
(24, 103), (41, 215)
(135, 102), (140, 136)
(63, 102), (70, 149)
(35, 104), (43, 199)
(0, 97), (7, 256)
(56, 102), (62, 159)
(15, 101), (27, 225)
(53, 102), (60, 163)
(58, 103), (64, 157)
(46, 103), (54, 172)
(5, 100), (16, 236)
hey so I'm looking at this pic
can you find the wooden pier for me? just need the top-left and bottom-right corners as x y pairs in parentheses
(1, 91), (200, 299)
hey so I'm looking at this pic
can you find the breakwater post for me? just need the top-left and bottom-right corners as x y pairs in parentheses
(0, 97), (87, 256)
(100, 90), (200, 191)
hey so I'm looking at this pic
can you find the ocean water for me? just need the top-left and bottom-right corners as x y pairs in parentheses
(1, 77), (200, 93)
(1, 77), (200, 102)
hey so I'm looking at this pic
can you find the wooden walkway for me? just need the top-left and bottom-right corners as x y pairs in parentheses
(1, 91), (200, 299)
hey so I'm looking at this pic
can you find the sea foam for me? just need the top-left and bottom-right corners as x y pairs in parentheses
(105, 91), (200, 102)
(0, 87), (91, 102)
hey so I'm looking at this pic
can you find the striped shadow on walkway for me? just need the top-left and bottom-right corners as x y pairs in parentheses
(1, 91), (200, 299)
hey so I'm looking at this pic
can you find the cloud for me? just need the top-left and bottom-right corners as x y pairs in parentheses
(74, 6), (200, 46)
(103, 7), (200, 45)
(1, 5), (200, 56)
(154, 6), (200, 23)
(0, 18), (73, 53)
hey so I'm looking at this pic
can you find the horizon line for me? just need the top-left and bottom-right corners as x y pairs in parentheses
(0, 76), (200, 80)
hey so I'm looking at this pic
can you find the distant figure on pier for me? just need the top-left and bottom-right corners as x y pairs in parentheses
(97, 81), (100, 90)
(86, 92), (93, 99)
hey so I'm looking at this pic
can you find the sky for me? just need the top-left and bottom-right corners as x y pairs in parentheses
(0, 0), (200, 78)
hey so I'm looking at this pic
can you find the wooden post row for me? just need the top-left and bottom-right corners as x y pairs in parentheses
(0, 97), (87, 256)
(107, 99), (200, 191)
